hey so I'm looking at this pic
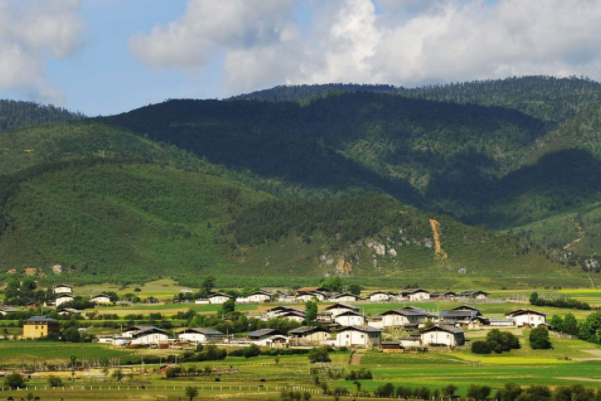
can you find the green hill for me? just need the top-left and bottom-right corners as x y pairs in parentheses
(0, 159), (573, 288)
(230, 76), (601, 125)
(0, 100), (84, 134)
(2, 76), (601, 286)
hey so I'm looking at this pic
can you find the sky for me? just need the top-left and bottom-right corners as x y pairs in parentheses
(1, 0), (601, 116)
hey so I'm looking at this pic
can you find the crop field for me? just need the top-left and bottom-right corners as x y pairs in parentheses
(2, 332), (601, 401)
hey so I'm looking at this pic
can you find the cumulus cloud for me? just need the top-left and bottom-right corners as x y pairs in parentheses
(129, 0), (601, 95)
(0, 0), (85, 103)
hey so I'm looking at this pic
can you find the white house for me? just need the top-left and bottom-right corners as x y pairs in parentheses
(430, 291), (457, 300)
(458, 290), (489, 299)
(505, 309), (547, 328)
(57, 308), (82, 316)
(289, 326), (331, 345)
(237, 290), (272, 304)
(376, 307), (436, 328)
(53, 284), (73, 294)
(91, 294), (112, 304)
(368, 291), (393, 302)
(177, 328), (224, 344)
(247, 329), (288, 348)
(207, 292), (232, 305)
(330, 293), (364, 303)
(55, 294), (75, 307)
(421, 325), (465, 347)
(324, 303), (359, 317)
(335, 326), (382, 348)
(334, 310), (366, 326)
(128, 326), (170, 345)
(398, 289), (430, 302)
(264, 306), (302, 319)
(277, 310), (307, 323)
(0, 306), (17, 316)
(296, 291), (327, 302)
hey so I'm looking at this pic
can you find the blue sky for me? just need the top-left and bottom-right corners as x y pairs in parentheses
(1, 0), (600, 116)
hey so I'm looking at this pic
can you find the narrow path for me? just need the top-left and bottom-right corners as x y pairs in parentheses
(350, 351), (364, 365)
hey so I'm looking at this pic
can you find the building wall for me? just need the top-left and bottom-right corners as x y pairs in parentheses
(23, 323), (60, 339)
(328, 307), (356, 316)
(208, 296), (230, 304)
(178, 333), (208, 343)
(370, 294), (390, 302)
(336, 330), (381, 348)
(421, 331), (464, 347)
(334, 314), (365, 326)
(54, 287), (72, 294)
(333, 296), (357, 303)
(380, 314), (410, 328)
(409, 292), (430, 301)
(131, 333), (169, 345)
(55, 297), (74, 307)
(513, 314), (546, 328)
(92, 296), (111, 304)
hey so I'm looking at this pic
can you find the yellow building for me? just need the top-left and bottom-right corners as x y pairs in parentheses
(23, 316), (60, 339)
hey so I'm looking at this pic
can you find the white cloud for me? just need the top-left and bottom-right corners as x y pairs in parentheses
(130, 0), (601, 95)
(129, 0), (298, 70)
(0, 0), (84, 103)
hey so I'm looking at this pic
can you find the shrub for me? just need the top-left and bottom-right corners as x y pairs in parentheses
(472, 340), (491, 354)
(4, 372), (25, 389)
(374, 383), (395, 398)
(530, 326), (552, 349)
(467, 384), (491, 401)
(308, 346), (331, 363)
(48, 376), (62, 387)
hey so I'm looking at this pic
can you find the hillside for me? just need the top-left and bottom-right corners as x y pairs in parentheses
(0, 100), (84, 134)
(231, 76), (601, 125)
(0, 159), (573, 288)
(104, 90), (601, 230)
(1, 76), (601, 286)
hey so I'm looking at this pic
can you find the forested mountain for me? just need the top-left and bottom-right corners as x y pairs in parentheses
(0, 100), (84, 134)
(2, 75), (601, 286)
(104, 89), (601, 230)
(0, 158), (567, 287)
(231, 76), (601, 125)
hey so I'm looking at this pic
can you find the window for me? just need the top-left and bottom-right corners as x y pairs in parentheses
(361, 335), (364, 338)
(446, 334), (450, 339)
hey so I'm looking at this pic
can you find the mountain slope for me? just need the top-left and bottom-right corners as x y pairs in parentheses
(0, 159), (573, 287)
(231, 76), (601, 125)
(0, 100), (84, 134)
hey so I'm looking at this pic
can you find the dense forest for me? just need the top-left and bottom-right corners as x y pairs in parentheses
(0, 100), (84, 134)
(2, 76), (601, 286)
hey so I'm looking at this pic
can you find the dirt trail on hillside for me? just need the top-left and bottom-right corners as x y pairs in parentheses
(564, 218), (584, 250)
(429, 219), (448, 261)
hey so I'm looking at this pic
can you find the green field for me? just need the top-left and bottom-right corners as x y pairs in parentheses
(4, 337), (601, 401)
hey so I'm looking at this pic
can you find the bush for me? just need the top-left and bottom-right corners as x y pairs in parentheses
(374, 383), (395, 397)
(467, 384), (491, 401)
(530, 326), (552, 350)
(48, 376), (62, 387)
(4, 372), (25, 389)
(63, 327), (81, 342)
(486, 329), (520, 353)
(472, 340), (491, 354)
(345, 368), (373, 380)
(308, 346), (331, 363)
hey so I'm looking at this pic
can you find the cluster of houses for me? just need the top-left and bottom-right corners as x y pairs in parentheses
(192, 287), (490, 305)
(52, 284), (111, 309)
(89, 301), (547, 351)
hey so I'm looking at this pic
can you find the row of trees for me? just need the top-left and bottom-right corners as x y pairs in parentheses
(371, 381), (601, 401)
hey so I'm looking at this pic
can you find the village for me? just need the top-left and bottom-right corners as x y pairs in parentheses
(1, 279), (600, 401)
(13, 284), (548, 351)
